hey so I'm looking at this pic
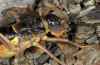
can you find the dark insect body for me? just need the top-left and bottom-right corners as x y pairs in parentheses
(0, 7), (85, 65)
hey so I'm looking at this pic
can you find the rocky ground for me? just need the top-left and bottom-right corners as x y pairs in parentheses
(0, 0), (100, 65)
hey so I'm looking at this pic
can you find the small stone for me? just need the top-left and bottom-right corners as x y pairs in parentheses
(75, 45), (100, 65)
(75, 0), (83, 3)
(53, 48), (62, 56)
(69, 3), (81, 14)
(44, 63), (51, 65)
(81, 10), (100, 24)
(83, 0), (95, 6)
(63, 0), (81, 14)
(74, 60), (83, 65)
(86, 35), (99, 44)
(77, 5), (96, 18)
(35, 54), (49, 64)
(96, 25), (100, 37)
(75, 23), (95, 44)
(0, 59), (10, 65)
(49, 59), (59, 65)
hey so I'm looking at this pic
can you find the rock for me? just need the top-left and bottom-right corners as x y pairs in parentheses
(81, 10), (100, 24)
(49, 59), (59, 65)
(75, 23), (95, 44)
(74, 60), (83, 65)
(69, 3), (81, 14)
(58, 42), (78, 65)
(75, 44), (100, 65)
(77, 5), (96, 18)
(83, 0), (95, 6)
(0, 59), (10, 65)
(96, 24), (100, 37)
(86, 35), (99, 44)
(35, 53), (50, 64)
(44, 63), (51, 65)
(53, 48), (62, 56)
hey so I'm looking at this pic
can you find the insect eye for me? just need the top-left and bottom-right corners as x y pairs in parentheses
(45, 14), (60, 26)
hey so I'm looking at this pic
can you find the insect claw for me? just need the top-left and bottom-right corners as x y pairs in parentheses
(34, 42), (66, 65)
(0, 33), (14, 51)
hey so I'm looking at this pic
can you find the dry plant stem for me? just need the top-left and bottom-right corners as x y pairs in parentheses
(45, 38), (84, 48)
(35, 43), (66, 65)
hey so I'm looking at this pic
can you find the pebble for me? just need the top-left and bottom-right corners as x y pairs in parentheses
(77, 5), (96, 18)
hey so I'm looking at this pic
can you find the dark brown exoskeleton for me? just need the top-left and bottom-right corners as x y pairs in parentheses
(1, 7), (32, 26)
(0, 7), (85, 65)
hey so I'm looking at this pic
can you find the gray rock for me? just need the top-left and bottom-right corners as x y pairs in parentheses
(77, 5), (96, 18)
(86, 35), (99, 44)
(83, 0), (95, 6)
(81, 10), (100, 24)
(96, 25), (100, 37)
(75, 23), (95, 44)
